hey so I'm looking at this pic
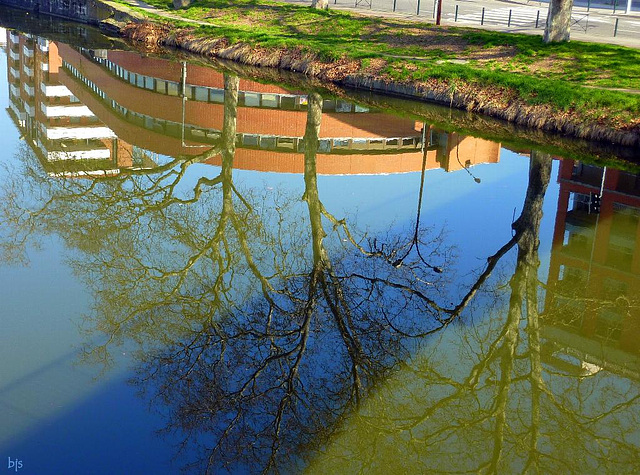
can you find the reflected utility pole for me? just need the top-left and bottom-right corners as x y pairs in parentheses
(586, 166), (607, 285)
(180, 61), (209, 149)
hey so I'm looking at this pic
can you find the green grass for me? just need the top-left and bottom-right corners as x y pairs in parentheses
(114, 0), (640, 123)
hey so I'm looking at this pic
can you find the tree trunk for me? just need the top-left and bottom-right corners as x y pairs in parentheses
(543, 0), (573, 43)
(310, 0), (329, 10)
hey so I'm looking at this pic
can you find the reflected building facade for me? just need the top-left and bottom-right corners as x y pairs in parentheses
(544, 159), (640, 378)
(5, 30), (501, 177)
(4, 30), (155, 176)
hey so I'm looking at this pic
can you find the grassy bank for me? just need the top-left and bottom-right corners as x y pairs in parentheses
(114, 0), (640, 142)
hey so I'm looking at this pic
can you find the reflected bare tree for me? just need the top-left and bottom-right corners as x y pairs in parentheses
(125, 107), (565, 473)
(130, 92), (456, 473)
(3, 68), (638, 473)
(308, 152), (640, 475)
(0, 77), (451, 472)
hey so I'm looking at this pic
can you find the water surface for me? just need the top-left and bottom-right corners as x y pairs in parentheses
(1, 16), (640, 474)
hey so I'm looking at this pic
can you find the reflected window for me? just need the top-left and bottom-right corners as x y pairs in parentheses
(261, 136), (277, 150)
(561, 266), (587, 286)
(167, 82), (179, 97)
(562, 227), (591, 254)
(333, 138), (350, 150)
(569, 192), (591, 213)
(611, 203), (640, 235)
(596, 307), (624, 342)
(369, 138), (384, 150)
(322, 100), (336, 111)
(132, 146), (147, 166)
(336, 101), (352, 113)
(276, 137), (295, 150)
(209, 89), (224, 103)
(164, 122), (180, 136)
(602, 278), (628, 301)
(153, 121), (164, 133)
(261, 94), (278, 108)
(571, 162), (604, 187)
(352, 138), (368, 150)
(156, 79), (167, 94)
(616, 172), (640, 196)
(144, 76), (154, 90)
(130, 112), (144, 127)
(319, 139), (331, 153)
(244, 92), (260, 107)
(553, 265), (587, 327)
(280, 95), (296, 109)
(195, 87), (208, 102)
(606, 244), (634, 272)
(242, 134), (260, 147)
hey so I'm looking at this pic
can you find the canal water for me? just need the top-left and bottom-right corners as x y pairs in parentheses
(0, 11), (639, 474)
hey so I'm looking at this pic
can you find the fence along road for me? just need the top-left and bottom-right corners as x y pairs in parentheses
(280, 0), (640, 48)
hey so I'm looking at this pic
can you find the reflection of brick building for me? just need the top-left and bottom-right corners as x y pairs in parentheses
(6, 32), (501, 176)
(52, 40), (501, 175)
(430, 130), (500, 172)
(4, 31), (152, 176)
(544, 160), (640, 377)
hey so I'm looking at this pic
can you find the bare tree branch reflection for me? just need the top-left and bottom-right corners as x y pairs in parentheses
(3, 71), (639, 473)
(308, 152), (640, 475)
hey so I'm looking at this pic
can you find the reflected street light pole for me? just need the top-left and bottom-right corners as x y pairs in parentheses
(455, 138), (481, 184)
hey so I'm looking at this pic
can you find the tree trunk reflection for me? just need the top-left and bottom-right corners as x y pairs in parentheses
(2, 80), (639, 473)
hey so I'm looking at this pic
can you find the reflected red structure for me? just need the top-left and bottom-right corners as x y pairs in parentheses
(544, 159), (640, 377)
(5, 31), (501, 176)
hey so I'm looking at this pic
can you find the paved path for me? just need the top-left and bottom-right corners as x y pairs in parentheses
(119, 0), (215, 25)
